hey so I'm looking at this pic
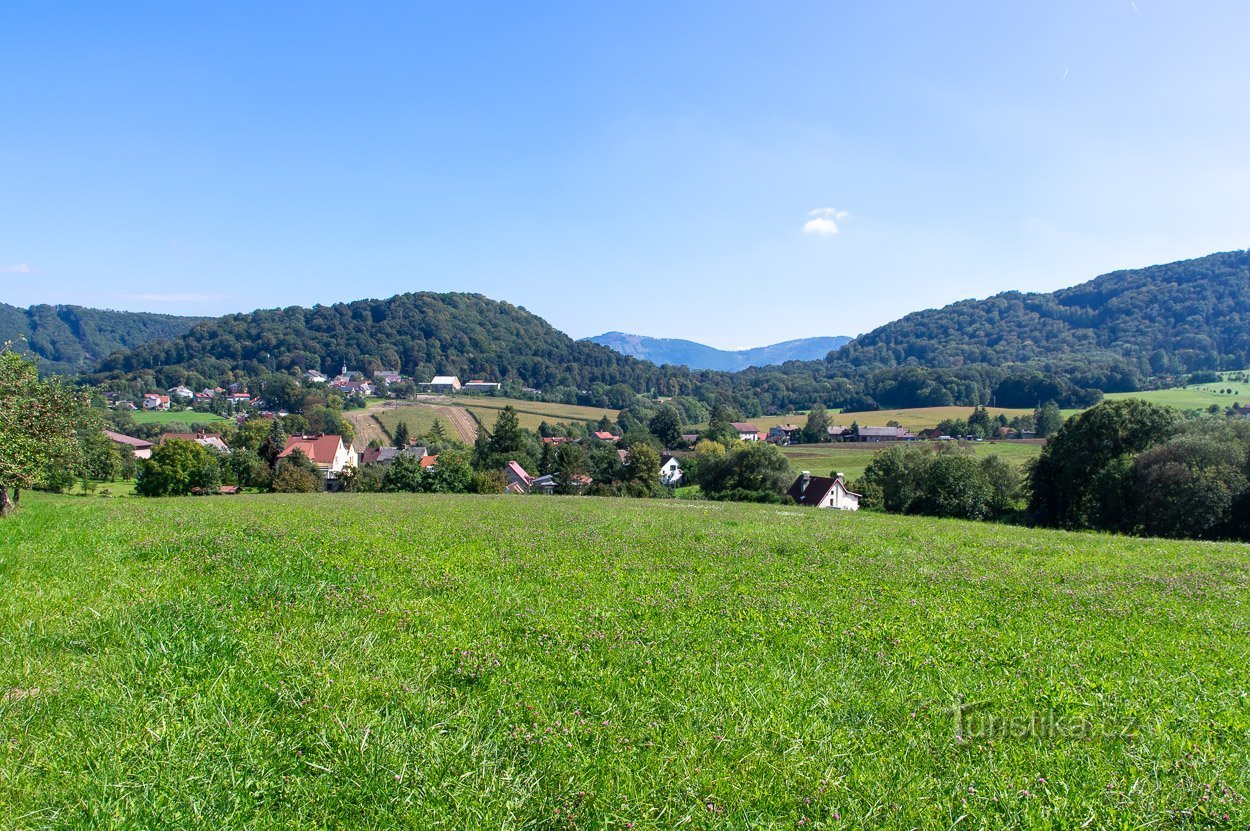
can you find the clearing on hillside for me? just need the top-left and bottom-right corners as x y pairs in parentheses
(2, 493), (1247, 828)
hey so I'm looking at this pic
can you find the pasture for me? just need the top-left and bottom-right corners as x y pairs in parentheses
(130, 409), (231, 425)
(779, 440), (1043, 481)
(1105, 377), (1249, 412)
(2, 492), (1247, 828)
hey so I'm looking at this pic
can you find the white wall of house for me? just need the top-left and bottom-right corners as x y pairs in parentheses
(817, 480), (859, 511)
(660, 458), (683, 485)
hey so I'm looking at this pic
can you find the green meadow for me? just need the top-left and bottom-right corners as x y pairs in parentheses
(1105, 378), (1249, 412)
(778, 440), (1044, 482)
(130, 409), (231, 426)
(2, 492), (1248, 828)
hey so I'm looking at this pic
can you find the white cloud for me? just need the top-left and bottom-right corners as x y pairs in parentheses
(0, 263), (35, 274)
(122, 292), (223, 303)
(803, 207), (850, 236)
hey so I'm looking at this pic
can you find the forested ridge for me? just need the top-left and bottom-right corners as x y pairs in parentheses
(841, 249), (1250, 373)
(32, 248), (1250, 413)
(0, 302), (204, 374)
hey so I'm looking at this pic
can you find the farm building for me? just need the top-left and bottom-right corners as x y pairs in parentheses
(421, 376), (462, 393)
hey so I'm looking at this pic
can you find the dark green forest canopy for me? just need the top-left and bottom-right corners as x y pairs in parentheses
(0, 303), (204, 375)
(840, 249), (1250, 374)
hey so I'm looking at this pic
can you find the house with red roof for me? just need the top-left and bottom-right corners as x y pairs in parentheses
(503, 460), (534, 494)
(732, 422), (761, 441)
(104, 430), (154, 459)
(142, 394), (170, 411)
(278, 434), (357, 486)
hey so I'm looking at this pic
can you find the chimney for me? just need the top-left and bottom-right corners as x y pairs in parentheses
(835, 471), (845, 482)
(800, 471), (810, 493)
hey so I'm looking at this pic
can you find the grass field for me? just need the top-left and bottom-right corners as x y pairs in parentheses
(375, 396), (620, 441)
(724, 407), (1036, 435)
(129, 409), (231, 425)
(1106, 380), (1249, 411)
(2, 493), (1248, 827)
(779, 440), (1044, 481)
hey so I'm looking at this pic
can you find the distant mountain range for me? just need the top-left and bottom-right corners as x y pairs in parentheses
(0, 302), (204, 374)
(586, 332), (851, 371)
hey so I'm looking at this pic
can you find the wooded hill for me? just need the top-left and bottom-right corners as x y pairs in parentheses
(0, 302), (203, 375)
(841, 249), (1250, 374)
(91, 292), (699, 395)
(17, 248), (1250, 413)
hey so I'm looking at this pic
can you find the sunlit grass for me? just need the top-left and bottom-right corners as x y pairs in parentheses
(1, 493), (1247, 828)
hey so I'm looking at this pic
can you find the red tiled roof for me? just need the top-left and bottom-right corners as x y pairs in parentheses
(505, 460), (533, 485)
(731, 422), (760, 433)
(279, 434), (343, 466)
(103, 430), (153, 449)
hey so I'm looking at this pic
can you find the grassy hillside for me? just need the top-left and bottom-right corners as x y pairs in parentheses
(1105, 374), (1249, 411)
(3, 493), (1247, 828)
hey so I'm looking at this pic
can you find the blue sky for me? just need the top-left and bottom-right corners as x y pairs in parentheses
(2, 2), (1248, 348)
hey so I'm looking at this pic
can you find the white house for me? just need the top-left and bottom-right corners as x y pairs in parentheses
(786, 471), (860, 511)
(142, 394), (170, 410)
(278, 434), (357, 487)
(167, 385), (194, 400)
(659, 453), (683, 486)
(421, 375), (462, 393)
(304, 369), (328, 384)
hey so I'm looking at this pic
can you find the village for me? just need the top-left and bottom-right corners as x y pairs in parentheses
(97, 366), (1004, 510)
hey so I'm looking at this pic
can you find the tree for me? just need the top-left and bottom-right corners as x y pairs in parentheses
(860, 445), (933, 513)
(473, 406), (536, 472)
(382, 455), (426, 492)
(270, 449), (322, 493)
(0, 350), (85, 515)
(426, 448), (479, 493)
(553, 443), (589, 495)
(1034, 402), (1063, 438)
(1029, 399), (1178, 528)
(914, 454), (994, 520)
(427, 418), (449, 443)
(695, 441), (791, 502)
(648, 405), (682, 448)
(625, 443), (662, 496)
(227, 448), (271, 489)
(393, 420), (411, 449)
(802, 404), (831, 444)
(260, 418), (289, 469)
(136, 439), (220, 497)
